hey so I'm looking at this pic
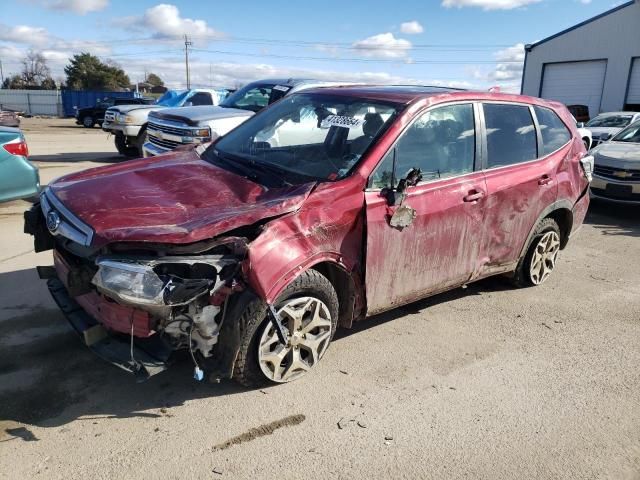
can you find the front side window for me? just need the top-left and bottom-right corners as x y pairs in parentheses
(484, 104), (537, 168)
(370, 103), (476, 189)
(204, 93), (399, 186)
(534, 106), (572, 155)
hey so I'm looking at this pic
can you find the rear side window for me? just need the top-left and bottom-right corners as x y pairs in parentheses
(484, 104), (537, 168)
(534, 106), (571, 155)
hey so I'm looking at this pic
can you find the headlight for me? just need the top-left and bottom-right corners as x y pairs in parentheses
(116, 114), (134, 124)
(91, 256), (236, 308)
(191, 127), (211, 138)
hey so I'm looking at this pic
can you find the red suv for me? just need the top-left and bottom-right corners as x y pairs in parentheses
(25, 86), (594, 386)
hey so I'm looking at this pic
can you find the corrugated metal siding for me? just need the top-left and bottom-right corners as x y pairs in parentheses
(60, 91), (138, 117)
(626, 58), (640, 104)
(541, 61), (607, 118)
(0, 89), (62, 116)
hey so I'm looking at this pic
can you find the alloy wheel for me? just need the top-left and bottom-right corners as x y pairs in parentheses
(529, 231), (560, 285)
(258, 296), (332, 383)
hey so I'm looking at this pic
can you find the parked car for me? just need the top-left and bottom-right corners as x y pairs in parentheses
(102, 88), (230, 157)
(1, 127), (39, 203)
(143, 79), (350, 157)
(24, 86), (593, 385)
(573, 115), (592, 150)
(590, 120), (640, 203)
(567, 105), (590, 124)
(585, 112), (640, 147)
(0, 109), (21, 128)
(75, 97), (154, 128)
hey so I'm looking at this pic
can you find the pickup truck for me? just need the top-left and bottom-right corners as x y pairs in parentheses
(102, 88), (230, 157)
(143, 79), (348, 157)
(75, 97), (154, 128)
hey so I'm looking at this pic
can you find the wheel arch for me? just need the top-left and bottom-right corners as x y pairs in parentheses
(518, 200), (573, 260)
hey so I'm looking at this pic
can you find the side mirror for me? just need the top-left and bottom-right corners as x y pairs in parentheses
(184, 101), (193, 107)
(576, 122), (585, 128)
(603, 133), (612, 141)
(383, 168), (422, 206)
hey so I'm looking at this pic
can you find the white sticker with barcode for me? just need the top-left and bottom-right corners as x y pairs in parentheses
(320, 115), (364, 129)
(273, 85), (291, 92)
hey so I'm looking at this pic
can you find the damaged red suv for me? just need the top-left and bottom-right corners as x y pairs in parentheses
(25, 86), (594, 386)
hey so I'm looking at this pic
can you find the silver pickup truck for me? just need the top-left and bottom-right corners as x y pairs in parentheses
(143, 79), (347, 157)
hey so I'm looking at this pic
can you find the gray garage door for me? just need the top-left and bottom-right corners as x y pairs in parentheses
(541, 60), (607, 118)
(626, 58), (640, 106)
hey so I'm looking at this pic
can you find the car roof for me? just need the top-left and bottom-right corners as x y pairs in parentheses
(296, 85), (561, 108)
(594, 111), (637, 117)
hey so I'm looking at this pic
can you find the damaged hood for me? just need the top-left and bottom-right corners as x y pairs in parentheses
(48, 150), (315, 246)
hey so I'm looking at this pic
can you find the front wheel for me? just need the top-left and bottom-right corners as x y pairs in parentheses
(233, 270), (339, 387)
(82, 116), (94, 128)
(513, 218), (561, 287)
(114, 133), (138, 158)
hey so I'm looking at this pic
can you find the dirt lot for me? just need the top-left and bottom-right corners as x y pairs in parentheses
(1, 118), (639, 479)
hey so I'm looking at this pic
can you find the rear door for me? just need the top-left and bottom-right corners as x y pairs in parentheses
(364, 102), (487, 315)
(478, 102), (560, 271)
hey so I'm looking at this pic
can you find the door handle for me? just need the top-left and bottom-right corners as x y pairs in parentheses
(538, 175), (553, 186)
(463, 189), (485, 202)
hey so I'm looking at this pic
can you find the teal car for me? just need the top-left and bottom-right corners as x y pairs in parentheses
(0, 126), (39, 203)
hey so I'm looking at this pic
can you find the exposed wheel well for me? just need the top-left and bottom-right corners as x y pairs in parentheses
(312, 262), (356, 328)
(546, 208), (573, 249)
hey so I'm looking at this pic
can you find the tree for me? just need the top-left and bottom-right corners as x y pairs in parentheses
(146, 72), (164, 87)
(21, 50), (51, 87)
(64, 52), (130, 91)
(2, 74), (24, 89)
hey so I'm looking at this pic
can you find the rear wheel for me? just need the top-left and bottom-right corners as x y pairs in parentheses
(234, 270), (339, 387)
(82, 115), (94, 128)
(513, 218), (561, 287)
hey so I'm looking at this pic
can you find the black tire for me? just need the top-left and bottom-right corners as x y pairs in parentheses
(513, 217), (561, 288)
(233, 269), (339, 387)
(114, 133), (138, 158)
(583, 138), (590, 150)
(82, 115), (94, 128)
(134, 124), (147, 157)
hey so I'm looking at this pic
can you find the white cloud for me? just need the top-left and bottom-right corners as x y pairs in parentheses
(400, 21), (424, 34)
(488, 43), (525, 91)
(0, 25), (51, 47)
(441, 0), (540, 10)
(115, 4), (223, 41)
(352, 33), (412, 59)
(27, 0), (109, 14)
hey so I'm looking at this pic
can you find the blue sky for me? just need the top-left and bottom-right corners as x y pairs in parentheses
(0, 0), (627, 91)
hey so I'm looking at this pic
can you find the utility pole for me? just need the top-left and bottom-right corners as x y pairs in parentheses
(0, 60), (4, 88)
(184, 34), (192, 89)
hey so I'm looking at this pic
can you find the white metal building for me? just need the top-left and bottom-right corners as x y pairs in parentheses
(521, 0), (640, 117)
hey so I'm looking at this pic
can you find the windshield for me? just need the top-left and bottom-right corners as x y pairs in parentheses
(155, 90), (190, 107)
(612, 121), (640, 143)
(221, 82), (291, 112)
(203, 93), (400, 186)
(586, 115), (633, 128)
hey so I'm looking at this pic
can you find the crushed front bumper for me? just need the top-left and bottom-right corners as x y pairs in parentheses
(45, 272), (173, 382)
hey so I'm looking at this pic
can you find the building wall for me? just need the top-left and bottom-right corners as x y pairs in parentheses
(522, 0), (640, 113)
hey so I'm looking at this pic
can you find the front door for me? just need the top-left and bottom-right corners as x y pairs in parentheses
(364, 103), (487, 315)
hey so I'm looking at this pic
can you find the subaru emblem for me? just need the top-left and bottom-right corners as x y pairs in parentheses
(46, 211), (61, 233)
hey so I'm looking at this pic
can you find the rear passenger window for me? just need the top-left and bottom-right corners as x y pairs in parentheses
(534, 106), (571, 155)
(484, 104), (537, 168)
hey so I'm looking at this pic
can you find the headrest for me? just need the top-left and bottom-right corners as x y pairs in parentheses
(363, 113), (384, 137)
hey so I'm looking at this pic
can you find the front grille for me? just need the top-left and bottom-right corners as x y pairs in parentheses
(148, 134), (180, 150)
(593, 165), (640, 182)
(148, 120), (191, 137)
(591, 187), (640, 201)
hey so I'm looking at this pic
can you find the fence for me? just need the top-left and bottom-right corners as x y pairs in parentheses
(0, 89), (141, 117)
(0, 89), (62, 116)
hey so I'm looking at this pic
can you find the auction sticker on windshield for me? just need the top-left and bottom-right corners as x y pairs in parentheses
(321, 115), (364, 129)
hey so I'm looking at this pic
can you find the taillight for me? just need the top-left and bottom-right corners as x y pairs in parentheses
(579, 154), (594, 182)
(3, 140), (29, 157)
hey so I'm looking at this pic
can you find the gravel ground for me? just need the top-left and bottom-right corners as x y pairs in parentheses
(0, 118), (639, 480)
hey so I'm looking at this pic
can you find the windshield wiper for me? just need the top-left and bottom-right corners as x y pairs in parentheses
(214, 150), (291, 187)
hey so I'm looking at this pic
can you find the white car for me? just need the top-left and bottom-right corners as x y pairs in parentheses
(142, 79), (351, 157)
(102, 89), (230, 157)
(584, 111), (640, 148)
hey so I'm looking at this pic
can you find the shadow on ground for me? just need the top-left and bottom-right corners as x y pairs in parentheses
(30, 152), (124, 164)
(585, 199), (640, 238)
